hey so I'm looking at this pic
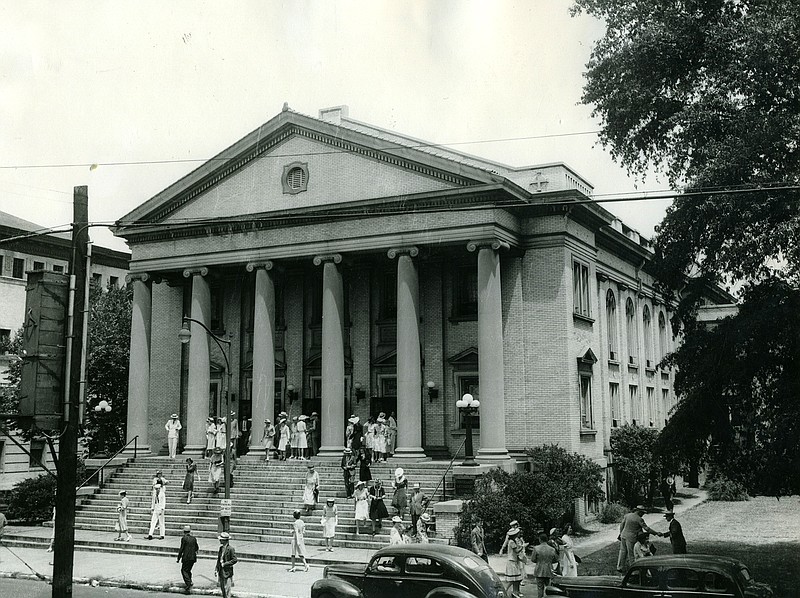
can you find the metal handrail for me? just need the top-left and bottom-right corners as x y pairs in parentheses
(77, 435), (138, 490)
(424, 437), (467, 511)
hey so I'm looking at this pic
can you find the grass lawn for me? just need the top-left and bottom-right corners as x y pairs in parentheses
(578, 496), (800, 598)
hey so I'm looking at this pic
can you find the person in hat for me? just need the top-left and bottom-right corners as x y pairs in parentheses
(303, 463), (319, 515)
(288, 510), (309, 572)
(660, 510), (687, 554)
(501, 525), (527, 598)
(261, 418), (276, 461)
(115, 490), (131, 542)
(289, 416), (299, 459)
(500, 520), (521, 554)
(205, 417), (217, 457)
(277, 416), (290, 461)
(183, 458), (197, 504)
(209, 447), (225, 494)
(146, 481), (166, 540)
(215, 532), (237, 598)
(308, 412), (320, 456)
(349, 415), (364, 453)
(374, 416), (387, 462)
(353, 481), (370, 535)
(532, 532), (558, 598)
(471, 517), (487, 561)
(409, 482), (429, 536)
(215, 416), (227, 451)
(165, 414), (182, 459)
(633, 531), (655, 561)
(556, 525), (578, 577)
(357, 447), (372, 484)
(389, 515), (406, 545)
(391, 468), (409, 518)
(617, 505), (658, 571)
(416, 512), (431, 544)
(177, 524), (199, 592)
(321, 498), (338, 551)
(387, 412), (397, 457)
(363, 416), (375, 463)
(229, 411), (240, 456)
(340, 448), (356, 497)
(369, 479), (389, 535)
(296, 414), (308, 460)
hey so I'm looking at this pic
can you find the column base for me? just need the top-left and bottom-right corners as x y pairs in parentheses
(182, 445), (209, 457)
(316, 445), (346, 458)
(121, 444), (150, 457)
(391, 447), (429, 461)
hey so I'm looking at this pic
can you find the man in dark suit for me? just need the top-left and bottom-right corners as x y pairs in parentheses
(215, 532), (238, 598)
(661, 511), (687, 553)
(176, 525), (198, 593)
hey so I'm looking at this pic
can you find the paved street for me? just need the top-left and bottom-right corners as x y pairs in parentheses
(0, 577), (186, 598)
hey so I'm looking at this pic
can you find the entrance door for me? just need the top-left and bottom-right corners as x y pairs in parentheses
(209, 379), (222, 418)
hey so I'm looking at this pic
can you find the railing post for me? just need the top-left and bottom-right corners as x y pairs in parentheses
(134, 436), (138, 459)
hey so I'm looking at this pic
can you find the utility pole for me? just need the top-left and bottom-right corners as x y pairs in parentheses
(52, 186), (88, 598)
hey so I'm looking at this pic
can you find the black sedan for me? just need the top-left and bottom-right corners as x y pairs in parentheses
(544, 554), (773, 598)
(311, 544), (506, 598)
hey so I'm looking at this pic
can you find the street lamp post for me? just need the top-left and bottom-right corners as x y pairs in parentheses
(93, 400), (112, 458)
(178, 317), (233, 515)
(456, 393), (480, 467)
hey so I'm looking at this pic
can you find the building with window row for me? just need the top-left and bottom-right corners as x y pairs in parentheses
(114, 106), (732, 485)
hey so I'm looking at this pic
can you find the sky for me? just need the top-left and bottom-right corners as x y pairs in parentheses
(0, 1), (672, 253)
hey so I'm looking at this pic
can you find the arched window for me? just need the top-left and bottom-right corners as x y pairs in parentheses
(626, 297), (638, 365)
(658, 312), (668, 361)
(643, 305), (653, 368)
(606, 289), (618, 361)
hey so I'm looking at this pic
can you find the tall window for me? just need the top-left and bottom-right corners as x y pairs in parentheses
(662, 388), (670, 423)
(658, 312), (668, 361)
(629, 384), (640, 423)
(610, 382), (621, 426)
(572, 260), (591, 318)
(378, 269), (397, 320)
(642, 305), (653, 368)
(626, 298), (638, 365)
(579, 375), (594, 429)
(647, 387), (656, 425)
(452, 266), (478, 318)
(606, 290), (618, 360)
(12, 258), (24, 279)
(210, 286), (225, 332)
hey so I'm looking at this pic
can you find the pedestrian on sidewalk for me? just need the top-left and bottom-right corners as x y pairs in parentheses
(177, 525), (198, 593)
(660, 475), (676, 511)
(391, 468), (408, 518)
(46, 504), (55, 552)
(354, 481), (370, 535)
(532, 532), (558, 598)
(389, 515), (406, 545)
(556, 525), (577, 577)
(209, 447), (224, 494)
(165, 414), (182, 458)
(205, 417), (217, 457)
(341, 448), (356, 497)
(296, 414), (309, 460)
(303, 463), (320, 515)
(321, 498), (338, 552)
(661, 510), (687, 554)
(416, 512), (431, 543)
(502, 525), (527, 598)
(215, 531), (238, 598)
(369, 479), (389, 535)
(147, 481), (167, 540)
(471, 518), (488, 562)
(261, 418), (276, 461)
(288, 510), (309, 572)
(617, 505), (659, 571)
(183, 458), (197, 504)
(115, 490), (132, 542)
(409, 483), (429, 536)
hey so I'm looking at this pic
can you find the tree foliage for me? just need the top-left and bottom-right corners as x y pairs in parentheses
(610, 425), (660, 507)
(0, 328), (23, 415)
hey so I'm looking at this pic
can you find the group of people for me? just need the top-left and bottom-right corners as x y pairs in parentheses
(259, 411), (318, 460)
(176, 525), (237, 597)
(617, 504), (687, 571)
(345, 412), (397, 462)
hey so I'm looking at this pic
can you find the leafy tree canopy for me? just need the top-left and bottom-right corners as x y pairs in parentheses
(610, 425), (661, 506)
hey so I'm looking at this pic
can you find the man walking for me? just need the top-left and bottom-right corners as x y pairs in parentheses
(146, 481), (166, 540)
(532, 532), (558, 598)
(409, 483), (428, 536)
(165, 414), (182, 459)
(215, 531), (238, 598)
(308, 412), (320, 456)
(617, 505), (658, 571)
(177, 525), (199, 593)
(470, 518), (487, 561)
(661, 510), (687, 554)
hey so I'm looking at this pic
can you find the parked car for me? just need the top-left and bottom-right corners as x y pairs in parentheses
(544, 554), (773, 598)
(311, 544), (506, 598)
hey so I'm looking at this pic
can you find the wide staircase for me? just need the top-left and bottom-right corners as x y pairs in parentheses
(73, 455), (454, 553)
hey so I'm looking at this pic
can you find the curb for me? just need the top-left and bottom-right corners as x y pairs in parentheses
(0, 570), (301, 598)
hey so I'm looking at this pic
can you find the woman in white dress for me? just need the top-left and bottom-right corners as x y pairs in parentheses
(558, 525), (578, 577)
(363, 418), (375, 463)
(277, 418), (289, 460)
(205, 417), (217, 457)
(214, 417), (226, 450)
(296, 415), (309, 460)
(289, 510), (309, 572)
(321, 498), (338, 552)
(353, 481), (370, 535)
(302, 463), (319, 515)
(374, 418), (387, 462)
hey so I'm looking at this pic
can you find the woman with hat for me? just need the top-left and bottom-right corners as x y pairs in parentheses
(277, 417), (290, 461)
(296, 415), (308, 460)
(369, 479), (389, 535)
(557, 525), (578, 577)
(502, 524), (527, 598)
(321, 498), (338, 552)
(353, 481), (370, 535)
(389, 515), (406, 545)
(165, 414), (182, 459)
(391, 468), (408, 518)
(205, 417), (217, 457)
(302, 463), (319, 515)
(340, 448), (356, 497)
(416, 512), (431, 544)
(357, 447), (372, 485)
(115, 490), (131, 542)
(261, 419), (276, 461)
(214, 417), (227, 451)
(183, 458), (197, 504)
(208, 447), (224, 494)
(363, 416), (375, 463)
(349, 415), (363, 453)
(374, 416), (387, 462)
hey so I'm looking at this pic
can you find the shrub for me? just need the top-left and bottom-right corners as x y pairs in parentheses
(610, 424), (661, 506)
(7, 475), (56, 523)
(706, 477), (749, 501)
(598, 501), (627, 523)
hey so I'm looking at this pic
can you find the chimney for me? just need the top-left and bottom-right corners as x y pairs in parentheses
(319, 105), (349, 125)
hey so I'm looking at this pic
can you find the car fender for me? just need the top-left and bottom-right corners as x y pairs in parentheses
(310, 577), (363, 598)
(424, 587), (478, 598)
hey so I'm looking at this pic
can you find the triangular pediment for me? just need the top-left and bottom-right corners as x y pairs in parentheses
(120, 109), (495, 227)
(448, 347), (478, 367)
(373, 349), (396, 366)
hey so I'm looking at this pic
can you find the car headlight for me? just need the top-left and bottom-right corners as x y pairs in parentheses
(496, 589), (505, 598)
(323, 566), (329, 578)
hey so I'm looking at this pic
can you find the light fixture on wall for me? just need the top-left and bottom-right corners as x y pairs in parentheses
(354, 382), (366, 402)
(426, 380), (438, 400)
(286, 384), (298, 403)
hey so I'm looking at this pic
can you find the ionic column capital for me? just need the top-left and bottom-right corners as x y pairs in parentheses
(466, 238), (511, 253)
(246, 260), (274, 272)
(313, 253), (342, 266)
(387, 246), (419, 259)
(125, 272), (150, 284)
(182, 266), (209, 278)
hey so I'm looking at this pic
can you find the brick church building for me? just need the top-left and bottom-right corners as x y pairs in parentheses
(115, 105), (731, 477)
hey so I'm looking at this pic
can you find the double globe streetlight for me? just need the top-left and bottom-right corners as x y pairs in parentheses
(93, 399), (112, 458)
(456, 393), (480, 467)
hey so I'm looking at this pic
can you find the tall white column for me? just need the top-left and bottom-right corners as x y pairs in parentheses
(183, 267), (210, 455)
(468, 239), (510, 462)
(314, 254), (345, 456)
(247, 261), (275, 457)
(124, 273), (151, 455)
(389, 247), (426, 460)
